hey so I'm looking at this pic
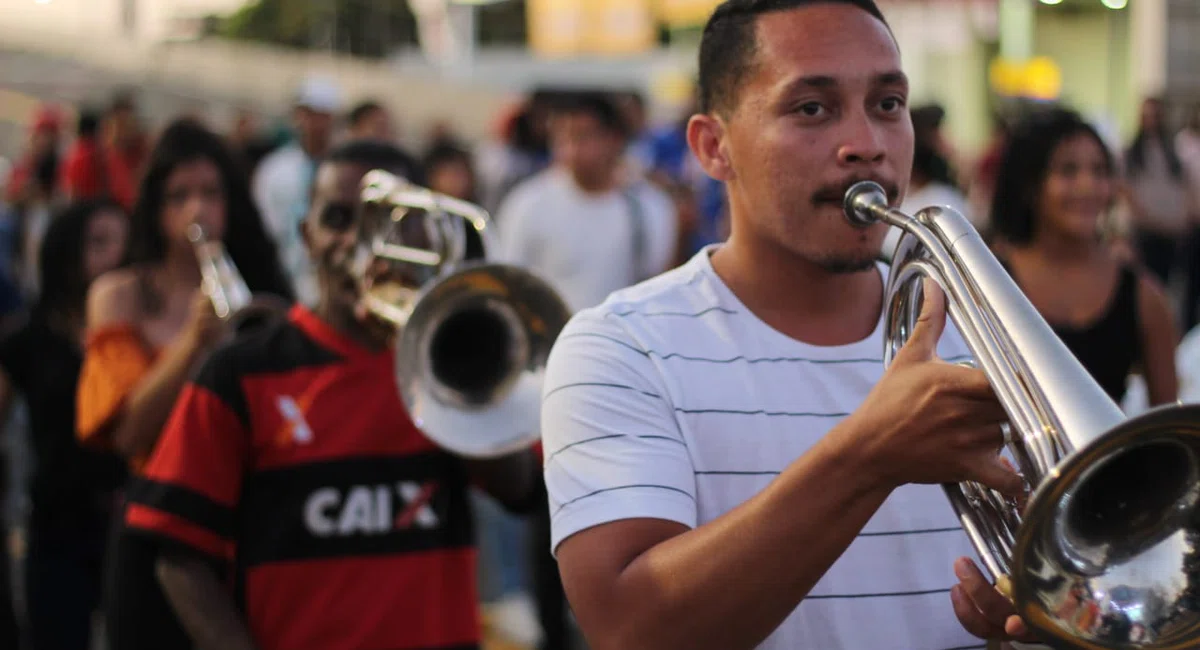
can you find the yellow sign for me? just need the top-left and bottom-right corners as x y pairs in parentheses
(528, 0), (587, 57)
(988, 56), (1062, 101)
(584, 0), (658, 55)
(528, 0), (656, 56)
(655, 0), (720, 27)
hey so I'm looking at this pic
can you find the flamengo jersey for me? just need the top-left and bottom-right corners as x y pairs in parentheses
(542, 247), (987, 650)
(125, 305), (479, 650)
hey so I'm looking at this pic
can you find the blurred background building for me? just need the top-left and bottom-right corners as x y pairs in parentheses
(0, 0), (1195, 158)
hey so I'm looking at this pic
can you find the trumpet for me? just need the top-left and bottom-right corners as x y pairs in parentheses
(187, 223), (286, 334)
(352, 170), (571, 459)
(844, 181), (1200, 650)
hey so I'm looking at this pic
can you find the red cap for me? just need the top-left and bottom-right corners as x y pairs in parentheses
(31, 105), (63, 134)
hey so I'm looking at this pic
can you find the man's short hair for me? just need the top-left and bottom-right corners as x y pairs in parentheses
(698, 0), (888, 115)
(109, 87), (137, 113)
(324, 138), (424, 186)
(346, 101), (385, 128)
(548, 91), (631, 140)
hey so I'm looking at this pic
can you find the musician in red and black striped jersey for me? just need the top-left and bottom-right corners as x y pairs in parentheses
(122, 140), (540, 650)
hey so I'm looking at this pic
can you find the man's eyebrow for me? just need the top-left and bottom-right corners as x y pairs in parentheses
(782, 71), (908, 94)
(874, 71), (908, 87)
(788, 75), (838, 91)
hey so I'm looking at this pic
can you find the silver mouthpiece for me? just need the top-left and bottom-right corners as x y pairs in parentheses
(843, 180), (890, 227)
(187, 222), (206, 244)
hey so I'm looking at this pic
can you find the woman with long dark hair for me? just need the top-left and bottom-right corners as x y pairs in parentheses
(0, 199), (129, 649)
(75, 118), (293, 650)
(991, 107), (1179, 406)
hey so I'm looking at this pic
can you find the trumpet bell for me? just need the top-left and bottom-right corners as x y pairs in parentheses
(356, 169), (572, 459)
(845, 180), (1200, 649)
(1013, 406), (1200, 648)
(393, 263), (571, 458)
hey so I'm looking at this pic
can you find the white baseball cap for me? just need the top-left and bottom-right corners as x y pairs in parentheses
(295, 77), (342, 113)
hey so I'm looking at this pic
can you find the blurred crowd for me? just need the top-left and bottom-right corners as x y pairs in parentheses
(0, 72), (1197, 650)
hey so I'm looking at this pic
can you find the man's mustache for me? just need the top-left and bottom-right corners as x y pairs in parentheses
(811, 178), (900, 209)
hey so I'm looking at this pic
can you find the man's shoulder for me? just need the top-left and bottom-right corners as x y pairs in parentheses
(629, 179), (675, 219)
(505, 169), (560, 203)
(194, 316), (340, 394)
(255, 145), (305, 180)
(555, 256), (716, 350)
(495, 170), (559, 224)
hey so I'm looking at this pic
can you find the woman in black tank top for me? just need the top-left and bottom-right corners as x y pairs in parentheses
(989, 108), (1179, 406)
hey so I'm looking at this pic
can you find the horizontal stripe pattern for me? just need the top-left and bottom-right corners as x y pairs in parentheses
(126, 477), (236, 538)
(806, 586), (952, 600)
(544, 253), (985, 649)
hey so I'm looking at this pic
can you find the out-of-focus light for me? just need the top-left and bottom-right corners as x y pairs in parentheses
(1039, 0), (1063, 5)
(1101, 0), (1128, 8)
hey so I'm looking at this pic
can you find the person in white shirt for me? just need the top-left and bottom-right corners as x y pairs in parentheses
(252, 78), (341, 306)
(1176, 105), (1200, 330)
(496, 92), (679, 314)
(497, 90), (680, 650)
(540, 1), (1037, 649)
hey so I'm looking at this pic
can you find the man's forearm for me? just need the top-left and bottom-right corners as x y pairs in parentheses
(157, 549), (257, 650)
(584, 431), (892, 650)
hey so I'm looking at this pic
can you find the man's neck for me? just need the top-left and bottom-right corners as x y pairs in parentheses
(565, 166), (619, 195)
(709, 232), (884, 347)
(313, 300), (393, 352)
(300, 137), (327, 160)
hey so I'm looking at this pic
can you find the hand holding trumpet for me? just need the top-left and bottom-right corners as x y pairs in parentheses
(182, 288), (225, 352)
(189, 221), (289, 340)
(843, 280), (1026, 497)
(842, 279), (1037, 644)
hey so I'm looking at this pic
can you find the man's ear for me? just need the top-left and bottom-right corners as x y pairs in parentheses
(687, 113), (734, 182)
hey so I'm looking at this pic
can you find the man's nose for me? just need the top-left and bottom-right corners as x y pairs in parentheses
(836, 110), (888, 166)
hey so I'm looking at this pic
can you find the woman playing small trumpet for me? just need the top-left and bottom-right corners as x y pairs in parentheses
(75, 118), (293, 650)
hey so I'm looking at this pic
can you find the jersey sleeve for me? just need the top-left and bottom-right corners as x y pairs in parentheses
(123, 346), (250, 563)
(541, 309), (696, 555)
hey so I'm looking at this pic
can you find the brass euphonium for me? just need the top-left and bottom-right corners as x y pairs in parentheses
(352, 170), (571, 459)
(844, 180), (1200, 650)
(187, 223), (287, 334)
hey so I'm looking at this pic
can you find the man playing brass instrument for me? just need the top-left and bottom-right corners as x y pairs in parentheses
(121, 141), (541, 650)
(541, 1), (1040, 648)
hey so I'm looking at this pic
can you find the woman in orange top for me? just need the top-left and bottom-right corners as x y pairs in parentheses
(77, 118), (293, 650)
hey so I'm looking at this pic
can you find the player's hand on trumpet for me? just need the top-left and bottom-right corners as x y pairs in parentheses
(183, 288), (225, 352)
(841, 278), (1026, 499)
(952, 556), (1042, 644)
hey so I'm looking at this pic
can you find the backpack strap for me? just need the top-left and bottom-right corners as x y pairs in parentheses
(621, 184), (650, 283)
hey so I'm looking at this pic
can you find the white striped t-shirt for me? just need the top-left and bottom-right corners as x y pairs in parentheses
(541, 246), (988, 650)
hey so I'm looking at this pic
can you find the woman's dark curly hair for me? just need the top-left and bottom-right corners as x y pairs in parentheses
(990, 107), (1115, 246)
(34, 198), (125, 322)
(123, 118), (294, 302)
